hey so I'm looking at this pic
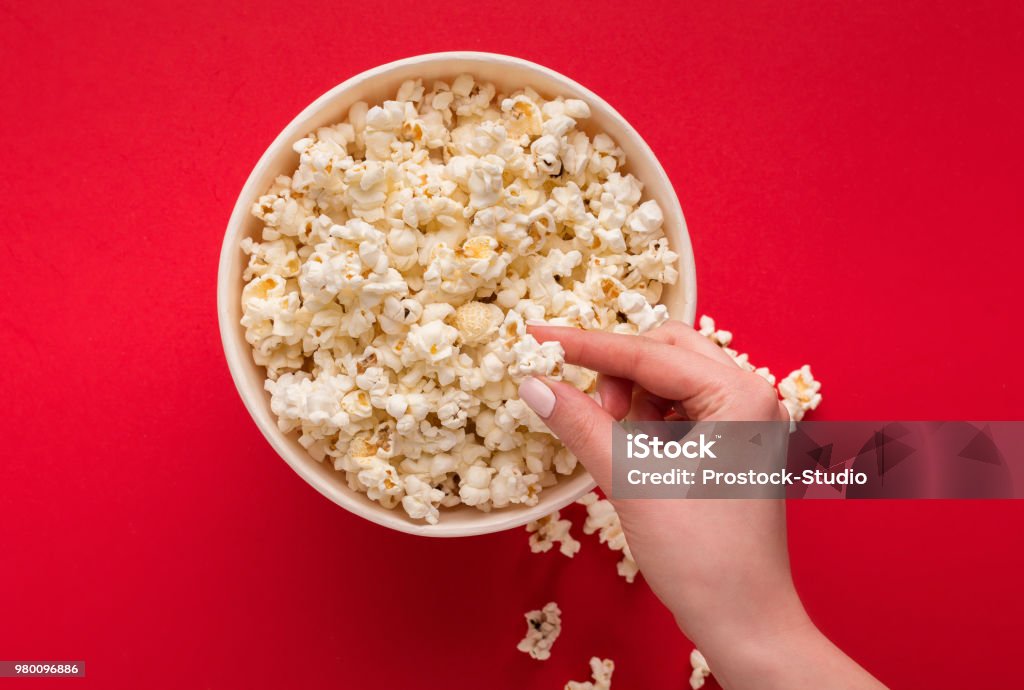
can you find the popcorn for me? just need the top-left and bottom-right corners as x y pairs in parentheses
(617, 290), (669, 333)
(466, 155), (506, 212)
(357, 456), (403, 508)
(407, 321), (459, 364)
(341, 389), (374, 420)
(436, 388), (478, 430)
(627, 237), (678, 284)
(565, 658), (615, 690)
(516, 602), (562, 661)
(241, 237), (301, 280)
(531, 134), (562, 175)
(698, 314), (732, 347)
(401, 475), (444, 525)
(577, 492), (639, 583)
(503, 95), (544, 138)
(457, 464), (495, 507)
(700, 315), (825, 415)
(240, 77), (680, 523)
(779, 364), (822, 422)
(508, 335), (565, 379)
(344, 161), (389, 220)
(240, 274), (309, 378)
(379, 296), (422, 334)
(266, 371), (353, 434)
(453, 300), (502, 345)
(689, 649), (712, 690)
(563, 98), (591, 119)
(526, 511), (581, 558)
(489, 462), (541, 507)
(698, 314), (776, 385)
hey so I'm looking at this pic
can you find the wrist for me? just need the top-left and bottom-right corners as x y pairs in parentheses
(672, 572), (807, 646)
(677, 588), (819, 687)
(681, 599), (883, 689)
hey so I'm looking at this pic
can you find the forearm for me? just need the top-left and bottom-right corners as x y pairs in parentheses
(682, 598), (886, 690)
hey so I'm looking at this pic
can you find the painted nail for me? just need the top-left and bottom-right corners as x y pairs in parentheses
(519, 377), (556, 418)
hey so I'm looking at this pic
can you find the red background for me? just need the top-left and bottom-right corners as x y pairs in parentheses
(2, 1), (1023, 687)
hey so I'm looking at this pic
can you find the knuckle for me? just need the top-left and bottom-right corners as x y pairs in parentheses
(734, 371), (783, 418)
(626, 340), (648, 372)
(649, 319), (687, 343)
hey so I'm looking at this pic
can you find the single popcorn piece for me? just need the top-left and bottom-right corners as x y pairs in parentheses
(508, 335), (565, 380)
(617, 290), (669, 333)
(689, 649), (712, 690)
(526, 511), (581, 558)
(407, 320), (459, 364)
(453, 300), (502, 345)
(565, 657), (615, 690)
(239, 76), (681, 523)
(778, 364), (822, 422)
(516, 602), (562, 661)
(577, 492), (639, 583)
(400, 475), (444, 525)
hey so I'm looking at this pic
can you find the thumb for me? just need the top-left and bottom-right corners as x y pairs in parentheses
(518, 376), (617, 492)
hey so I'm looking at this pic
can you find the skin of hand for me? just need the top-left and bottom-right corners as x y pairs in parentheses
(517, 321), (885, 690)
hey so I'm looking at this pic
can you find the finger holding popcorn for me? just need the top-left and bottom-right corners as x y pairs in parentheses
(518, 376), (617, 491)
(528, 325), (749, 419)
(594, 320), (736, 420)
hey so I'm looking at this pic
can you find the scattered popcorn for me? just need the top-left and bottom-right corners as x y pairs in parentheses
(697, 314), (732, 347)
(526, 511), (581, 558)
(698, 315), (824, 419)
(689, 649), (712, 689)
(565, 657), (615, 690)
(778, 364), (822, 422)
(517, 602), (562, 661)
(577, 492), (639, 583)
(241, 76), (680, 523)
(697, 314), (774, 384)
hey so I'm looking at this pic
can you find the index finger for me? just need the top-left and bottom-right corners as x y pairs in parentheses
(528, 325), (735, 403)
(643, 320), (738, 368)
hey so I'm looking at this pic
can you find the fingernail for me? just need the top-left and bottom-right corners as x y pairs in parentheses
(519, 377), (556, 418)
(593, 391), (603, 409)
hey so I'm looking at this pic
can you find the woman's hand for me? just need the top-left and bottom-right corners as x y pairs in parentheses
(517, 321), (884, 690)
